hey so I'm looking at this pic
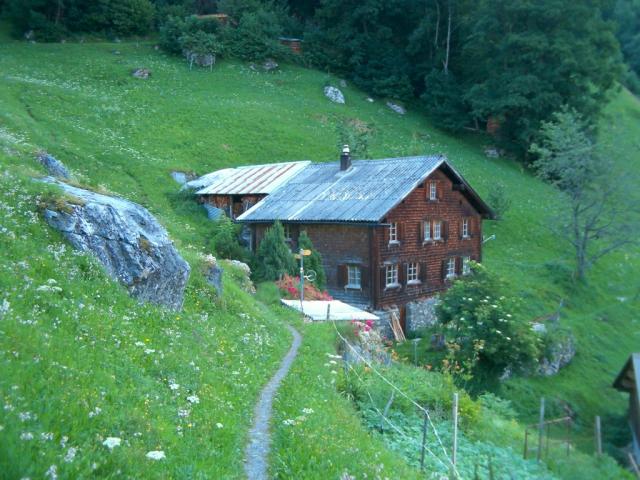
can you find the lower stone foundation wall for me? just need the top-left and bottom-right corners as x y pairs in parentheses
(406, 297), (440, 334)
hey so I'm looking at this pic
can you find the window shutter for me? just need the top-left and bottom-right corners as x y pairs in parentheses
(456, 257), (463, 275)
(418, 221), (424, 243)
(443, 220), (449, 241)
(361, 266), (369, 288)
(398, 222), (404, 243)
(459, 219), (464, 240)
(441, 259), (447, 281)
(437, 180), (444, 200)
(337, 264), (347, 287)
(469, 217), (475, 238)
(380, 266), (387, 292)
(420, 262), (428, 283)
(403, 263), (409, 285)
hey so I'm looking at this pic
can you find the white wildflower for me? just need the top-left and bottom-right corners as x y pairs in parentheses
(216, 423), (223, 429)
(146, 450), (166, 460)
(134, 341), (145, 347)
(40, 432), (54, 441)
(302, 408), (314, 415)
(168, 380), (180, 391)
(45, 465), (58, 480)
(143, 348), (155, 355)
(178, 409), (190, 418)
(102, 437), (121, 450)
(20, 432), (34, 440)
(60, 436), (68, 448)
(64, 447), (77, 463)
(88, 406), (102, 418)
(282, 419), (296, 426)
(19, 411), (32, 422)
(186, 395), (200, 404)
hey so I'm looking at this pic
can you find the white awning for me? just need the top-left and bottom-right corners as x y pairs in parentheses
(281, 299), (379, 321)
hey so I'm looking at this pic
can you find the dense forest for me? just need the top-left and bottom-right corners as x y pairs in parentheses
(3, 0), (639, 155)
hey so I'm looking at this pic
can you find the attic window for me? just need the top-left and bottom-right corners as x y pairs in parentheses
(429, 181), (437, 201)
(389, 222), (399, 243)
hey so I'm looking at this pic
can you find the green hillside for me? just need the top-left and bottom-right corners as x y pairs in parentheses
(0, 30), (638, 478)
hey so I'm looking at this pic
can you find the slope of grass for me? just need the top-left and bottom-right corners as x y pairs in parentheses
(0, 27), (638, 476)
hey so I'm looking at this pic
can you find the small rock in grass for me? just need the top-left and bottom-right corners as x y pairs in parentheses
(37, 151), (71, 179)
(386, 101), (406, 115)
(263, 59), (279, 71)
(324, 86), (345, 104)
(132, 68), (151, 79)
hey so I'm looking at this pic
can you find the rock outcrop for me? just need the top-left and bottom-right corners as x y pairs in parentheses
(37, 152), (70, 179)
(41, 179), (190, 310)
(386, 101), (406, 115)
(324, 86), (345, 104)
(538, 334), (576, 376)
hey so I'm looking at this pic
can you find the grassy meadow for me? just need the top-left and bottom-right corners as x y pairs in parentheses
(0, 25), (639, 478)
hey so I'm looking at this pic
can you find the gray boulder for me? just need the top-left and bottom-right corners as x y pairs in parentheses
(37, 152), (70, 179)
(132, 68), (151, 79)
(204, 257), (224, 297)
(324, 86), (345, 104)
(263, 59), (278, 71)
(538, 334), (576, 376)
(41, 179), (190, 310)
(386, 101), (406, 115)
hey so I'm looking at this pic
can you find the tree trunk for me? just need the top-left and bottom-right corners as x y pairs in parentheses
(434, 0), (440, 47)
(443, 0), (452, 75)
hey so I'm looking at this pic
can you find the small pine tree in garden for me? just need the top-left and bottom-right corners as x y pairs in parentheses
(254, 221), (295, 282)
(297, 230), (326, 290)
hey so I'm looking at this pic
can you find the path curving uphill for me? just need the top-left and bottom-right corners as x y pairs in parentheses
(244, 324), (302, 479)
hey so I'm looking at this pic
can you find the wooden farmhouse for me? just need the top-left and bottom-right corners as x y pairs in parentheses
(613, 354), (640, 464)
(193, 147), (494, 328)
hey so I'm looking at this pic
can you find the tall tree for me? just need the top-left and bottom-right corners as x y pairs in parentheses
(530, 108), (639, 280)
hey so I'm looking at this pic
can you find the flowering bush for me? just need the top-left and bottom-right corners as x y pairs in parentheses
(276, 274), (332, 301)
(437, 263), (539, 383)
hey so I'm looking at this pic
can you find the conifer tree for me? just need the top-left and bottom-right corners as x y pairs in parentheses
(254, 221), (295, 282)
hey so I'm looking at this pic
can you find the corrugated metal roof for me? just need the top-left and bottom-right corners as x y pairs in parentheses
(237, 156), (446, 223)
(191, 161), (310, 195)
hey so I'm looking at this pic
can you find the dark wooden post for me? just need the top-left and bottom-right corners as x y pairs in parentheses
(523, 429), (529, 459)
(537, 398), (545, 462)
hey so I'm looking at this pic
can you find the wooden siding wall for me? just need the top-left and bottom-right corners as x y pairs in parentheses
(202, 194), (265, 219)
(374, 169), (482, 309)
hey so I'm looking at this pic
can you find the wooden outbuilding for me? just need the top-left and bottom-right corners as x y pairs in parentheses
(613, 353), (640, 464)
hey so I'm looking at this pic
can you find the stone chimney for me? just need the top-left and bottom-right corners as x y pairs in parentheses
(340, 144), (351, 171)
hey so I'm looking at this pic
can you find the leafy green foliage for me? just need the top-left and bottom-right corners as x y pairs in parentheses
(531, 108), (639, 279)
(437, 263), (540, 383)
(334, 117), (372, 159)
(253, 221), (295, 282)
(209, 215), (247, 261)
(297, 230), (326, 290)
(221, 8), (289, 61)
(486, 183), (511, 221)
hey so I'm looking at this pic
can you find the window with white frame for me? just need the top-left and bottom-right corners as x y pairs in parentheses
(423, 220), (431, 241)
(347, 265), (361, 288)
(446, 257), (456, 279)
(433, 221), (442, 240)
(462, 256), (471, 275)
(429, 181), (437, 201)
(407, 262), (420, 283)
(386, 264), (399, 287)
(389, 222), (399, 243)
(462, 218), (470, 238)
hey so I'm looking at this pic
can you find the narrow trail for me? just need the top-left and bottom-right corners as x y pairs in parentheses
(244, 324), (302, 480)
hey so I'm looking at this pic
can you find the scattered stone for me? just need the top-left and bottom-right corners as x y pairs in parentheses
(324, 86), (345, 104)
(484, 147), (500, 158)
(531, 322), (547, 333)
(366, 97), (374, 103)
(24, 30), (34, 41)
(112, 50), (121, 55)
(339, 79), (347, 88)
(538, 334), (576, 376)
(102, 437), (121, 450)
(204, 255), (224, 297)
(263, 59), (279, 71)
(40, 179), (190, 310)
(146, 451), (165, 461)
(132, 68), (151, 79)
(184, 51), (216, 70)
(37, 152), (71, 179)
(170, 171), (196, 185)
(386, 101), (406, 115)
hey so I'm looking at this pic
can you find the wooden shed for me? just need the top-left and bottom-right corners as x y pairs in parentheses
(279, 37), (303, 55)
(613, 353), (640, 463)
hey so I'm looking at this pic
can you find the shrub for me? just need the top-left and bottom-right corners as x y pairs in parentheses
(253, 220), (295, 281)
(209, 215), (247, 261)
(275, 274), (332, 301)
(221, 8), (288, 61)
(296, 230), (326, 290)
(486, 183), (511, 221)
(436, 263), (540, 384)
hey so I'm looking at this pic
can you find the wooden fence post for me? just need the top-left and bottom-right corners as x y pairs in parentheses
(420, 407), (428, 470)
(452, 393), (459, 469)
(326, 303), (331, 321)
(523, 429), (529, 459)
(595, 416), (602, 456)
(537, 397), (545, 462)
